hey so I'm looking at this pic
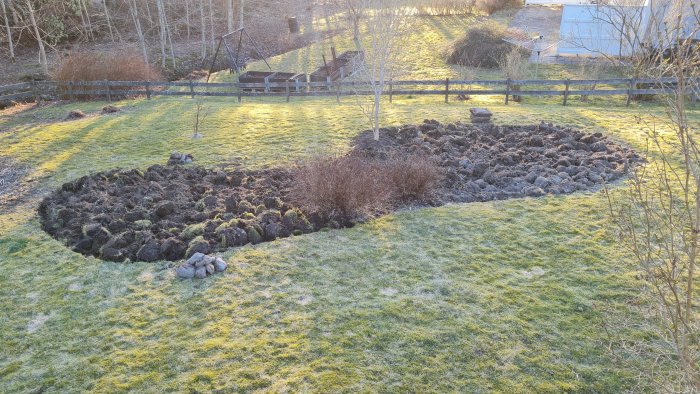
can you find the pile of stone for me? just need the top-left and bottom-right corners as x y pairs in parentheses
(469, 108), (492, 124)
(167, 151), (194, 165)
(176, 252), (228, 279)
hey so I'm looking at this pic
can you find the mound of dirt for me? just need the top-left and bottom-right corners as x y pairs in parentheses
(39, 165), (315, 263)
(39, 121), (639, 263)
(352, 120), (640, 203)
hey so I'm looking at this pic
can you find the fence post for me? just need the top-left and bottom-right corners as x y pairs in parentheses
(31, 80), (39, 103)
(295, 78), (301, 93)
(505, 79), (510, 105)
(264, 77), (270, 93)
(286, 81), (291, 102)
(335, 81), (341, 103)
(327, 76), (331, 91)
(105, 80), (112, 102)
(563, 79), (570, 106)
(145, 81), (151, 100)
(445, 78), (449, 103)
(237, 82), (242, 103)
(68, 81), (74, 102)
(389, 79), (393, 103)
(626, 78), (635, 107)
(189, 79), (195, 99)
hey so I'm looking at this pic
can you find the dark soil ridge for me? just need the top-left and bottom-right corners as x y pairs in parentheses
(39, 121), (640, 263)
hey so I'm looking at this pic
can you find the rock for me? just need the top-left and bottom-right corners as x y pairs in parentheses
(469, 108), (492, 117)
(102, 105), (119, 114)
(186, 252), (205, 266)
(205, 263), (215, 275)
(65, 110), (86, 120)
(194, 266), (207, 279)
(195, 255), (215, 268)
(214, 257), (228, 272)
(176, 265), (196, 279)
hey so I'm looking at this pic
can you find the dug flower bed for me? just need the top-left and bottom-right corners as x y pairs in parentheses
(39, 120), (639, 263)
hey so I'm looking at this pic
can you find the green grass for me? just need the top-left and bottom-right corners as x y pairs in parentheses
(1, 14), (700, 393)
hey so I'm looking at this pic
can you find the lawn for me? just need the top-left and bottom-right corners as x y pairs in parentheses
(1, 14), (698, 394)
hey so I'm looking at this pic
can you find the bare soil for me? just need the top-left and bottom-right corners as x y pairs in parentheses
(39, 121), (639, 263)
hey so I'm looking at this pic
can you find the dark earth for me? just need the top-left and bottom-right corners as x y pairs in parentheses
(39, 121), (640, 262)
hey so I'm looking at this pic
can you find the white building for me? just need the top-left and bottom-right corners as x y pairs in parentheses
(557, 0), (699, 57)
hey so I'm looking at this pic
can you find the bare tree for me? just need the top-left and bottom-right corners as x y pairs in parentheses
(191, 96), (209, 139)
(498, 48), (530, 102)
(352, 0), (410, 141)
(128, 0), (149, 67)
(0, 0), (14, 61)
(226, 0), (234, 32)
(606, 0), (700, 390)
(199, 0), (207, 60)
(25, 0), (47, 74)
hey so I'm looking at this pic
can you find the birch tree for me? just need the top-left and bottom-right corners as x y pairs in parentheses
(128, 0), (149, 67)
(226, 0), (234, 32)
(352, 0), (410, 141)
(25, 0), (47, 74)
(199, 0), (206, 60)
(0, 0), (14, 61)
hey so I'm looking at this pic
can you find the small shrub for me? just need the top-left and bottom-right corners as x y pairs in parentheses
(290, 156), (393, 220)
(475, 0), (521, 15)
(54, 51), (163, 100)
(385, 153), (443, 201)
(290, 154), (444, 221)
(444, 22), (529, 69)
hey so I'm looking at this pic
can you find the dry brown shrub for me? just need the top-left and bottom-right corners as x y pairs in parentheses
(475, 0), (520, 15)
(290, 153), (443, 220)
(54, 52), (163, 100)
(385, 153), (443, 201)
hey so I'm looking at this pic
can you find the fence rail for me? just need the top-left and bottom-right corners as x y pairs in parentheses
(0, 77), (696, 106)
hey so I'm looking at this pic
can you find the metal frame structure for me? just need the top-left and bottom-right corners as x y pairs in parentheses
(206, 28), (272, 82)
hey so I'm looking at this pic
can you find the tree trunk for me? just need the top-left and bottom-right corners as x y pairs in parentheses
(208, 0), (215, 51)
(373, 91), (380, 141)
(102, 0), (114, 42)
(226, 0), (234, 32)
(184, 0), (190, 41)
(239, 0), (245, 29)
(26, 0), (47, 74)
(0, 0), (14, 61)
(155, 0), (167, 68)
(129, 0), (149, 70)
(199, 0), (206, 60)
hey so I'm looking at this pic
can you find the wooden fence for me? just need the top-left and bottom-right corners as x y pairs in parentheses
(0, 77), (695, 107)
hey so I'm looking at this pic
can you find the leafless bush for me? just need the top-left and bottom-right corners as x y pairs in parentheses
(291, 153), (443, 220)
(54, 51), (163, 100)
(290, 155), (393, 220)
(411, 0), (476, 15)
(385, 153), (443, 200)
(475, 0), (520, 15)
(498, 48), (530, 101)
